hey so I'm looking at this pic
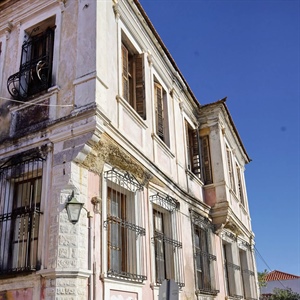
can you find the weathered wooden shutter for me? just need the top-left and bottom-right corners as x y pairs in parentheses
(135, 54), (145, 119)
(122, 44), (129, 101)
(191, 128), (201, 177)
(185, 121), (192, 170)
(226, 147), (235, 191)
(236, 165), (244, 205)
(155, 83), (164, 140)
(201, 136), (213, 184)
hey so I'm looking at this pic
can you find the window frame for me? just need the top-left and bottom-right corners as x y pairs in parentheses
(120, 31), (146, 120)
(103, 167), (146, 283)
(191, 211), (218, 295)
(238, 243), (257, 300)
(235, 162), (245, 206)
(153, 77), (170, 147)
(7, 7), (61, 101)
(0, 152), (46, 276)
(150, 193), (184, 288)
(226, 144), (236, 192)
(185, 120), (201, 178)
(200, 135), (213, 184)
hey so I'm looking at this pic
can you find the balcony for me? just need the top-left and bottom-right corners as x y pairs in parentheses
(7, 27), (54, 100)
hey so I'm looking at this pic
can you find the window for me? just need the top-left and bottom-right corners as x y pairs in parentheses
(226, 145), (235, 192)
(104, 168), (146, 282)
(7, 17), (55, 100)
(0, 153), (44, 275)
(191, 212), (218, 295)
(223, 242), (242, 298)
(185, 121), (201, 178)
(200, 135), (213, 184)
(150, 194), (184, 288)
(121, 36), (145, 119)
(236, 164), (245, 206)
(239, 247), (257, 299)
(154, 78), (169, 146)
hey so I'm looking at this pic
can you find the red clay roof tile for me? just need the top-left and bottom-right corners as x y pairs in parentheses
(265, 270), (300, 281)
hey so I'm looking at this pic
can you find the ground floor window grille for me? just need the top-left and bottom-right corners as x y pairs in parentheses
(223, 242), (243, 299)
(104, 168), (146, 282)
(150, 193), (184, 288)
(191, 211), (219, 295)
(239, 247), (257, 300)
(0, 154), (44, 275)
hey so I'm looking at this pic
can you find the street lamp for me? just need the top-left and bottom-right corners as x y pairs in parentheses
(65, 191), (84, 224)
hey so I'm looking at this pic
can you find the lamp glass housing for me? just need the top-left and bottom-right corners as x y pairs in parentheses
(66, 196), (84, 224)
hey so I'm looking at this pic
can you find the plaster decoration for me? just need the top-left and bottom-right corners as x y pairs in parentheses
(221, 126), (226, 135)
(179, 100), (184, 111)
(112, 0), (120, 20)
(221, 230), (236, 244)
(4, 22), (13, 39)
(56, 0), (67, 10)
(224, 219), (243, 236)
(169, 87), (175, 98)
(147, 50), (153, 65)
(81, 134), (159, 187)
(237, 240), (250, 251)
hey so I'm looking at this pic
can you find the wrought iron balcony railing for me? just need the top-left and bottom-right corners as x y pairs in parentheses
(7, 28), (54, 100)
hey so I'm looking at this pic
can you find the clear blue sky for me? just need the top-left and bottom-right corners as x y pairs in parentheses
(139, 0), (300, 275)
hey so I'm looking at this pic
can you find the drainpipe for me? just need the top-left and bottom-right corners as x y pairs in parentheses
(85, 210), (93, 300)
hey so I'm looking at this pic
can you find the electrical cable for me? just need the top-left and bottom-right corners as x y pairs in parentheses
(254, 245), (287, 289)
(0, 96), (74, 107)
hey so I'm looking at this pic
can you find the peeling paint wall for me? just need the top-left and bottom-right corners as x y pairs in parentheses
(0, 288), (33, 300)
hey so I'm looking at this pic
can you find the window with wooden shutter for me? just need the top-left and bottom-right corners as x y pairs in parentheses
(155, 82), (164, 141)
(201, 136), (213, 184)
(186, 121), (201, 178)
(121, 39), (146, 120)
(226, 146), (235, 192)
(236, 164), (245, 206)
(104, 169), (146, 283)
(121, 44), (130, 101)
(135, 54), (145, 119)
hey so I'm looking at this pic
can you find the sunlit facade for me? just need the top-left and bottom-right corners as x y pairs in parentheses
(0, 0), (258, 299)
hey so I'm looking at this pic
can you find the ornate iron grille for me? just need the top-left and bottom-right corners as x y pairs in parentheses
(104, 216), (146, 282)
(150, 193), (179, 212)
(7, 27), (54, 100)
(191, 210), (219, 295)
(0, 155), (44, 275)
(104, 174), (146, 283)
(225, 260), (243, 299)
(104, 168), (143, 192)
(151, 194), (184, 288)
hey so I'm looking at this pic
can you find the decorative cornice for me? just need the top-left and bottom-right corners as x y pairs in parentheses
(38, 268), (92, 279)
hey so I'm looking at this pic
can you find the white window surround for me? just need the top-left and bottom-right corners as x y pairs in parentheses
(0, 146), (51, 274)
(149, 192), (184, 288)
(0, 35), (7, 93)
(152, 70), (172, 150)
(117, 23), (143, 99)
(101, 164), (146, 282)
(15, 6), (62, 96)
(184, 118), (202, 178)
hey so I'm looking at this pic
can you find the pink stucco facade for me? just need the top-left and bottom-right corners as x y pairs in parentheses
(0, 0), (258, 299)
